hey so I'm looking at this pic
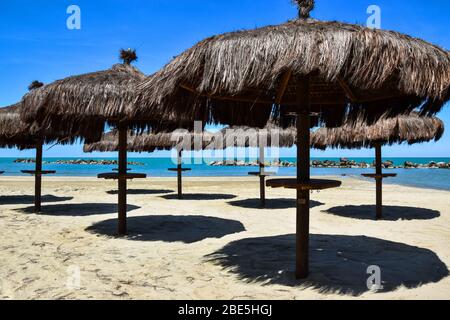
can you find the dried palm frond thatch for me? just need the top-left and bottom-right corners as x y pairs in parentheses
(83, 129), (211, 153)
(82, 130), (169, 153)
(311, 112), (445, 150)
(0, 103), (80, 149)
(293, 0), (315, 19)
(28, 80), (44, 91)
(120, 48), (138, 65)
(0, 82), (80, 149)
(84, 123), (298, 153)
(20, 50), (183, 143)
(136, 1), (450, 129)
(0, 103), (35, 149)
(216, 124), (297, 149)
(20, 62), (144, 142)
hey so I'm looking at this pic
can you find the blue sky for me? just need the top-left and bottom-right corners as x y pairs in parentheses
(0, 0), (449, 158)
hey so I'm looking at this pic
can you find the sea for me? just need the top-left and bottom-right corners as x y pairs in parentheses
(1, 157), (450, 191)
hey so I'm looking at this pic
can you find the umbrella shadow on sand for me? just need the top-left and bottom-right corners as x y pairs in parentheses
(205, 234), (449, 296)
(161, 193), (237, 201)
(86, 215), (246, 244)
(0, 195), (73, 205)
(106, 189), (174, 195)
(227, 198), (324, 210)
(324, 205), (440, 221)
(17, 203), (140, 216)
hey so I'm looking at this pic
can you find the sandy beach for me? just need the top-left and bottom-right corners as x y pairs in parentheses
(0, 175), (449, 300)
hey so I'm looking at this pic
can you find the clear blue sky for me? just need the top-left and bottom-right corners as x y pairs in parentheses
(1, 0), (449, 158)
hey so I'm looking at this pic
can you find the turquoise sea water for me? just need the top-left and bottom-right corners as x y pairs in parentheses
(1, 157), (450, 191)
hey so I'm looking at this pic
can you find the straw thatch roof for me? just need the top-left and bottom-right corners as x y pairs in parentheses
(83, 130), (175, 153)
(84, 123), (298, 153)
(83, 129), (213, 153)
(0, 103), (80, 149)
(0, 103), (34, 149)
(20, 50), (185, 143)
(136, 1), (450, 129)
(311, 112), (445, 150)
(0, 82), (80, 149)
(216, 124), (297, 149)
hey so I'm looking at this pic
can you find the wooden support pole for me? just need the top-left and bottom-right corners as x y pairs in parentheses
(177, 149), (183, 199)
(259, 176), (266, 207)
(259, 139), (266, 207)
(34, 142), (43, 213)
(375, 143), (383, 220)
(296, 77), (311, 279)
(117, 124), (128, 235)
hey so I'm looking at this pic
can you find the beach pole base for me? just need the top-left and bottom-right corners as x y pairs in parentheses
(260, 176), (266, 207)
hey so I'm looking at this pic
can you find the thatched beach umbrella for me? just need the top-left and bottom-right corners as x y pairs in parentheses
(136, 0), (450, 278)
(0, 82), (77, 212)
(20, 50), (183, 235)
(217, 124), (297, 207)
(311, 112), (444, 219)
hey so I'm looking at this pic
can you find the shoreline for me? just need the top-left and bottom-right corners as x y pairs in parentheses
(1, 174), (450, 193)
(7, 157), (450, 170)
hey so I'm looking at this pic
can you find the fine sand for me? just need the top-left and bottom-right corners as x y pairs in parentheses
(0, 175), (449, 300)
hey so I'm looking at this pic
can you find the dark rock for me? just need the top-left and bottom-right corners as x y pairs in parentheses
(437, 162), (447, 169)
(38, 159), (144, 166)
(358, 162), (369, 168)
(14, 158), (35, 163)
(383, 160), (394, 168)
(404, 161), (418, 168)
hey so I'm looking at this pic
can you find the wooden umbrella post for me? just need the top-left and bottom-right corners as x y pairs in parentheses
(117, 123), (128, 235)
(177, 149), (183, 199)
(259, 139), (266, 207)
(375, 142), (383, 220)
(296, 78), (311, 279)
(34, 142), (43, 213)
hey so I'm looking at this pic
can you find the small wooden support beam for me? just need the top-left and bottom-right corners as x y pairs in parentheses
(179, 83), (198, 95)
(337, 77), (358, 103)
(275, 70), (293, 105)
